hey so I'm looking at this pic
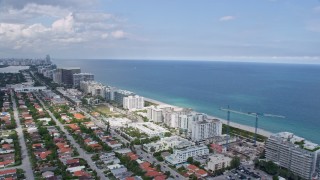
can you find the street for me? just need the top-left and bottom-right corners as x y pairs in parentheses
(10, 90), (35, 179)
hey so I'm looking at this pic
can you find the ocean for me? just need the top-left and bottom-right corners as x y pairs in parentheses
(54, 59), (320, 144)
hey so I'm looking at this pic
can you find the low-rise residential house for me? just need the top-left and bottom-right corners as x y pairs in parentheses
(126, 152), (138, 161)
(84, 121), (94, 127)
(22, 114), (32, 120)
(73, 113), (85, 120)
(111, 166), (131, 179)
(140, 162), (166, 180)
(42, 171), (55, 179)
(24, 119), (35, 127)
(27, 127), (38, 134)
(185, 164), (208, 179)
(0, 143), (14, 155)
(73, 170), (91, 178)
(0, 139), (13, 144)
(0, 160), (14, 168)
(38, 118), (51, 125)
(84, 138), (102, 150)
(67, 166), (85, 173)
(34, 150), (52, 160)
(32, 143), (44, 149)
(66, 158), (80, 167)
(106, 140), (122, 150)
(0, 169), (17, 179)
(68, 124), (80, 131)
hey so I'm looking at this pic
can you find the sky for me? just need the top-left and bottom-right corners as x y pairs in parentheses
(0, 0), (320, 63)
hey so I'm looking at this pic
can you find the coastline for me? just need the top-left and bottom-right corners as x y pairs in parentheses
(144, 97), (272, 137)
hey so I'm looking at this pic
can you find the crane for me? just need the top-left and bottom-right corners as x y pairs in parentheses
(220, 107), (285, 146)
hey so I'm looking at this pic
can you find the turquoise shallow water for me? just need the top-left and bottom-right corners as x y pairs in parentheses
(55, 59), (320, 144)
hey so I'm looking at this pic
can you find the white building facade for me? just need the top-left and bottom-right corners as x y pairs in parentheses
(266, 132), (320, 180)
(191, 119), (222, 142)
(143, 136), (194, 153)
(123, 95), (144, 110)
(80, 81), (106, 98)
(147, 106), (163, 122)
(207, 154), (232, 172)
(165, 145), (209, 165)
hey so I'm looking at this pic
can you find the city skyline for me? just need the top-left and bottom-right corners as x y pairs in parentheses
(0, 0), (320, 63)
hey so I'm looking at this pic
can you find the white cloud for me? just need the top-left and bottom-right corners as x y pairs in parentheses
(219, 16), (235, 22)
(0, 0), (131, 54)
(111, 30), (126, 39)
(0, 3), (70, 23)
(52, 13), (74, 33)
(101, 33), (109, 39)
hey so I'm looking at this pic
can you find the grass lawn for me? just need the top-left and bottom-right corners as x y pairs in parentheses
(94, 104), (112, 115)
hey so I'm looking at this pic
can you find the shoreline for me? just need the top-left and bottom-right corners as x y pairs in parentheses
(144, 97), (272, 137)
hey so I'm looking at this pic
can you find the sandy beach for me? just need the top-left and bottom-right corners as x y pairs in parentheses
(144, 97), (272, 137)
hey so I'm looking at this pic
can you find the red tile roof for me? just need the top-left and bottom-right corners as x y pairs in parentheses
(140, 162), (151, 169)
(196, 169), (208, 176)
(145, 171), (163, 177)
(126, 152), (138, 160)
(187, 164), (199, 171)
(73, 113), (85, 120)
(154, 175), (167, 180)
(66, 159), (79, 164)
(125, 177), (135, 180)
(68, 124), (80, 131)
(0, 160), (14, 166)
(73, 170), (90, 177)
(0, 169), (16, 176)
(2, 144), (11, 150)
(34, 151), (52, 159)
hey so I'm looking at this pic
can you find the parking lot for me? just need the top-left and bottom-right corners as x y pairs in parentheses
(224, 166), (272, 180)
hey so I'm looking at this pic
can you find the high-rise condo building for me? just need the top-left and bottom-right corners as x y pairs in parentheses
(73, 73), (94, 88)
(266, 132), (320, 180)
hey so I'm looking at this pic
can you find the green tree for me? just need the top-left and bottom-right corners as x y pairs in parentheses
(187, 157), (193, 164)
(164, 132), (172, 137)
(156, 164), (161, 171)
(230, 156), (241, 169)
(265, 161), (278, 175)
(273, 176), (279, 180)
(150, 147), (155, 153)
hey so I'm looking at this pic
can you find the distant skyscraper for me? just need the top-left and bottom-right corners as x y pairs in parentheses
(53, 69), (62, 84)
(61, 67), (81, 87)
(46, 54), (51, 64)
(114, 90), (135, 105)
(53, 67), (81, 86)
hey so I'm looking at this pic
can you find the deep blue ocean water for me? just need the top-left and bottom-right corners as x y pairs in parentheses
(55, 59), (320, 144)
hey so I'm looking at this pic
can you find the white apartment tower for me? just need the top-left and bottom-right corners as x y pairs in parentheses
(123, 95), (144, 110)
(147, 106), (163, 122)
(190, 114), (222, 142)
(266, 132), (320, 180)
